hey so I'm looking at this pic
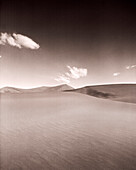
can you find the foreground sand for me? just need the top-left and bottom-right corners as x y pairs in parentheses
(1, 92), (136, 170)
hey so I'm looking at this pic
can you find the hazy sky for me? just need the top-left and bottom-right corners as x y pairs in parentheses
(0, 0), (136, 88)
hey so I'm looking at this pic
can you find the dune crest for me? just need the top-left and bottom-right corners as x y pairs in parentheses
(0, 84), (136, 104)
(65, 84), (136, 104)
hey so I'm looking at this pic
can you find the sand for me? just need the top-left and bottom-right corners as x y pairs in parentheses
(0, 92), (136, 170)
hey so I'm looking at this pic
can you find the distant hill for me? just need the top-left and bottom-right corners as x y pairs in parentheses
(0, 87), (21, 93)
(65, 84), (136, 104)
(0, 84), (73, 94)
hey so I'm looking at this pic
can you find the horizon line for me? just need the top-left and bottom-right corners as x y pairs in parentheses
(0, 82), (136, 89)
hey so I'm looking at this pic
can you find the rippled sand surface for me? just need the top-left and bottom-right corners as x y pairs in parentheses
(1, 92), (136, 170)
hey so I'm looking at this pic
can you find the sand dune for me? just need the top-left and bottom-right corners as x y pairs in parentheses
(1, 91), (136, 170)
(1, 84), (135, 104)
(66, 84), (136, 104)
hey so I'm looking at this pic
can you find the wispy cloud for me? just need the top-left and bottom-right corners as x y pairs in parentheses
(66, 66), (87, 79)
(113, 72), (120, 76)
(55, 66), (87, 83)
(131, 65), (136, 68)
(126, 66), (131, 70)
(55, 75), (70, 84)
(0, 33), (40, 49)
(113, 64), (136, 77)
(126, 65), (136, 70)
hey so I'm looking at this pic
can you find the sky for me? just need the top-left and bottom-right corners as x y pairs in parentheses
(0, 0), (136, 88)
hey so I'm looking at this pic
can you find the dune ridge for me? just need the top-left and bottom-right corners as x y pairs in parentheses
(65, 84), (136, 104)
(0, 84), (136, 104)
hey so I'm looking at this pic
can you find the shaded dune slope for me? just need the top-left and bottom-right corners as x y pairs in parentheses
(65, 84), (136, 104)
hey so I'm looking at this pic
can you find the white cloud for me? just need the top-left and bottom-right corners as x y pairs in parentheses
(126, 66), (131, 69)
(130, 65), (136, 69)
(126, 65), (136, 70)
(55, 75), (70, 84)
(0, 33), (40, 49)
(131, 65), (136, 68)
(55, 66), (87, 84)
(113, 72), (120, 76)
(66, 66), (87, 79)
(13, 33), (40, 49)
(0, 55), (2, 58)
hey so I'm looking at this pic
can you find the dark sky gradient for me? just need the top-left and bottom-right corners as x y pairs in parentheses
(0, 0), (136, 88)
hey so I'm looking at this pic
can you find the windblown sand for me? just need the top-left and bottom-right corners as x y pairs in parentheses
(1, 92), (136, 170)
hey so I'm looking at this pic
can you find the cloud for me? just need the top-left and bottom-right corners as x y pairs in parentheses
(0, 33), (40, 49)
(113, 72), (120, 76)
(126, 65), (136, 69)
(0, 55), (2, 58)
(55, 66), (87, 84)
(54, 75), (70, 84)
(131, 65), (136, 68)
(126, 66), (131, 70)
(113, 64), (136, 77)
(66, 66), (87, 79)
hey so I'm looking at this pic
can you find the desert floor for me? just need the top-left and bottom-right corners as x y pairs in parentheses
(1, 92), (136, 170)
